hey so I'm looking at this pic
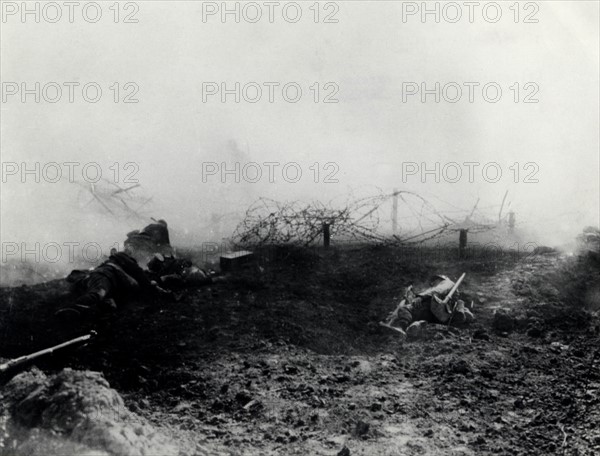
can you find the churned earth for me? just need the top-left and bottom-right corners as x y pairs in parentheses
(1, 244), (599, 455)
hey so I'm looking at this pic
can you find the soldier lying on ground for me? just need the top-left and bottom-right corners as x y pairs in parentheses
(131, 219), (228, 289)
(55, 248), (171, 321)
(147, 253), (227, 290)
(140, 219), (171, 246)
(382, 275), (474, 332)
(125, 219), (173, 264)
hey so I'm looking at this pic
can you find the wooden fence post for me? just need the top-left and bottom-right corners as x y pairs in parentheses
(392, 189), (398, 234)
(459, 229), (468, 259)
(323, 223), (331, 248)
(508, 211), (515, 231)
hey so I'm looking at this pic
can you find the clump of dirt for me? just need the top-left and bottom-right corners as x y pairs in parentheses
(1, 368), (178, 456)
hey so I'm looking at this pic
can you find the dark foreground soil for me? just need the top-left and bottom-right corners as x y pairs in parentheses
(1, 245), (599, 455)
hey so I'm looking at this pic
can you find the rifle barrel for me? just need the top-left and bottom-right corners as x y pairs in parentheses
(442, 272), (466, 304)
(0, 331), (96, 373)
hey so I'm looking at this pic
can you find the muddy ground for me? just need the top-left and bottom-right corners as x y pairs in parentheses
(1, 245), (599, 455)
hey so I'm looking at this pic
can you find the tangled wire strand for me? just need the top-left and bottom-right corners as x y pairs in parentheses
(232, 190), (478, 247)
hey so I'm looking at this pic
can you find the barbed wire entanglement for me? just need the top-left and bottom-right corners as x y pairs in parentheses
(232, 190), (499, 248)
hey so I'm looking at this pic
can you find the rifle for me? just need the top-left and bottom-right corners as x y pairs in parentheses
(0, 331), (96, 376)
(434, 272), (466, 325)
(435, 273), (466, 306)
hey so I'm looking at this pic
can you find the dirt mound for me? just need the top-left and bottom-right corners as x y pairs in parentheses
(0, 368), (178, 456)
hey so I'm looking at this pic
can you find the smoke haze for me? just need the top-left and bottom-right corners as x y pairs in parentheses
(1, 1), (598, 261)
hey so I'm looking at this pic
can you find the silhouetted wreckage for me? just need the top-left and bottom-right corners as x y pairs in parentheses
(76, 179), (153, 221)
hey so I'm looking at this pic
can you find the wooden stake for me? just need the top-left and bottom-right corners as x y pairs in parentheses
(498, 190), (509, 223)
(459, 229), (468, 259)
(508, 211), (515, 230)
(323, 223), (331, 248)
(392, 188), (398, 234)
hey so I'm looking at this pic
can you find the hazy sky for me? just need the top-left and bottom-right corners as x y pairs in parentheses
(1, 1), (598, 249)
